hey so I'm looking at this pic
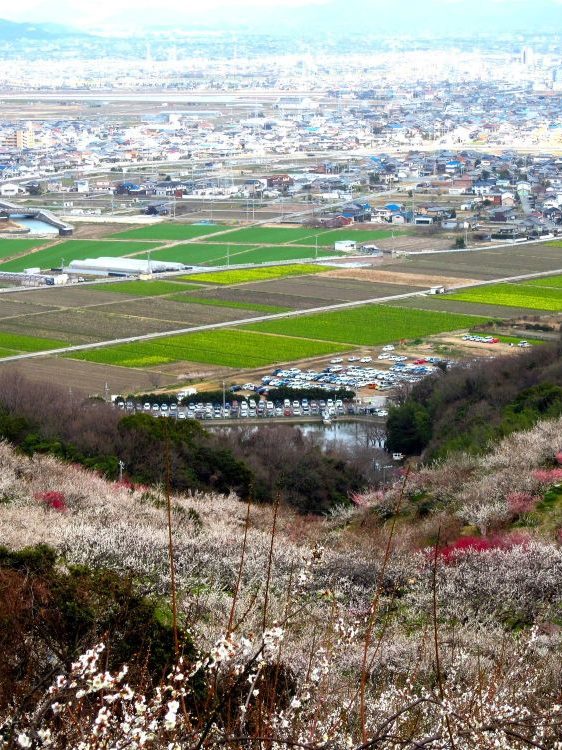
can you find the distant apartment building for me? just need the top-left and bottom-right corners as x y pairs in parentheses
(3, 126), (36, 150)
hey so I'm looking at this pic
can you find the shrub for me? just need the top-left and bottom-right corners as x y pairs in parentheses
(506, 491), (538, 516)
(532, 468), (562, 484)
(34, 490), (67, 512)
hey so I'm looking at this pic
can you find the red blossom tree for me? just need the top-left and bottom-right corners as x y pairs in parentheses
(34, 491), (67, 512)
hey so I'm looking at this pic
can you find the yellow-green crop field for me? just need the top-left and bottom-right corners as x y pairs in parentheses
(446, 283), (562, 312)
(247, 305), (488, 346)
(183, 264), (332, 285)
(67, 329), (349, 369)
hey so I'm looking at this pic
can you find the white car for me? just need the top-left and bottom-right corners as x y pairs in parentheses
(382, 345), (395, 351)
(360, 356), (373, 363)
(330, 358), (343, 364)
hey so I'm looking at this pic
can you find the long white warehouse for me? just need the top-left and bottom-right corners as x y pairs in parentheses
(67, 257), (187, 276)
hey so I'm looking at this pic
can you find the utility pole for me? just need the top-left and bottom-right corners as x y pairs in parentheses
(222, 380), (226, 414)
(118, 460), (125, 482)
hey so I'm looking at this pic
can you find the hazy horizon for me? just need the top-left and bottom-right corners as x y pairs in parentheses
(3, 0), (562, 36)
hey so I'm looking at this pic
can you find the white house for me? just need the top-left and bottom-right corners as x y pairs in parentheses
(0, 184), (24, 197)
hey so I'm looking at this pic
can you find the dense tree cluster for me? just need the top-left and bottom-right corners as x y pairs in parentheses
(0, 370), (365, 512)
(387, 339), (562, 458)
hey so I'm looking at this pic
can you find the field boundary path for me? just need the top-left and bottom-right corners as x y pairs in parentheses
(0, 266), (560, 365)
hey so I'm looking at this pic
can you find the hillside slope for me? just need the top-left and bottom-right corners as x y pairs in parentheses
(1, 414), (562, 747)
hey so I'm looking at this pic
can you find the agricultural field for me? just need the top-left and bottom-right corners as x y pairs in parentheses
(0, 332), (68, 352)
(68, 329), (349, 369)
(0, 308), (186, 344)
(238, 276), (418, 304)
(446, 283), (562, 312)
(386, 296), (541, 319)
(0, 239), (160, 272)
(169, 296), (289, 313)
(0, 238), (51, 260)
(186, 276), (418, 311)
(384, 242), (562, 281)
(111, 224), (226, 241)
(91, 298), (263, 327)
(296, 228), (398, 246)
(522, 273), (562, 289)
(248, 304), (488, 346)
(93, 279), (202, 297)
(145, 243), (259, 265)
(184, 264), (332, 285)
(209, 225), (334, 245)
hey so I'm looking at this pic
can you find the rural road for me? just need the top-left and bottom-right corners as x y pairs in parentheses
(0, 265), (560, 366)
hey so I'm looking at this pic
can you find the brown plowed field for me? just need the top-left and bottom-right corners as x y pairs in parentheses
(321, 268), (478, 287)
(92, 298), (260, 325)
(0, 299), (60, 318)
(0, 359), (181, 395)
(0, 309), (187, 343)
(383, 243), (562, 280)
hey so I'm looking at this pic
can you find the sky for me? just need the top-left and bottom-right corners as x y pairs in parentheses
(3, 0), (562, 34)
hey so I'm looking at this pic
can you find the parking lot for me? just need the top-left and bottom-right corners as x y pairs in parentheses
(113, 346), (452, 423)
(250, 348), (449, 393)
(116, 395), (387, 422)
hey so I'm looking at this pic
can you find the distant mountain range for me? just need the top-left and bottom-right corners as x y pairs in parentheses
(0, 18), (84, 40)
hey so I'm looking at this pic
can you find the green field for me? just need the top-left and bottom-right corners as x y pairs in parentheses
(0, 238), (50, 260)
(521, 274), (562, 290)
(112, 224), (226, 241)
(289, 228), (398, 247)
(446, 283), (562, 312)
(213, 226), (333, 245)
(68, 329), (348, 369)
(248, 305), (488, 346)
(0, 332), (68, 352)
(228, 244), (341, 263)
(143, 243), (258, 265)
(171, 296), (289, 313)
(184, 264), (332, 285)
(147, 242), (341, 266)
(0, 240), (160, 272)
(93, 279), (201, 296)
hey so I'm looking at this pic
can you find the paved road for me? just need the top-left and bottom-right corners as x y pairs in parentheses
(0, 264), (560, 365)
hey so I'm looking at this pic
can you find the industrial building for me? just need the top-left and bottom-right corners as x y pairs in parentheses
(67, 257), (187, 277)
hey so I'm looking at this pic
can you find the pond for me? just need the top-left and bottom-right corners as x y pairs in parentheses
(211, 420), (386, 451)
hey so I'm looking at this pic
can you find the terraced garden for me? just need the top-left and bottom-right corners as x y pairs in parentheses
(446, 283), (562, 312)
(247, 305), (489, 346)
(68, 329), (349, 369)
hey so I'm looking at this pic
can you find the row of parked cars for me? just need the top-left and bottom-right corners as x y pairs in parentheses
(116, 398), (388, 421)
(462, 334), (531, 347)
